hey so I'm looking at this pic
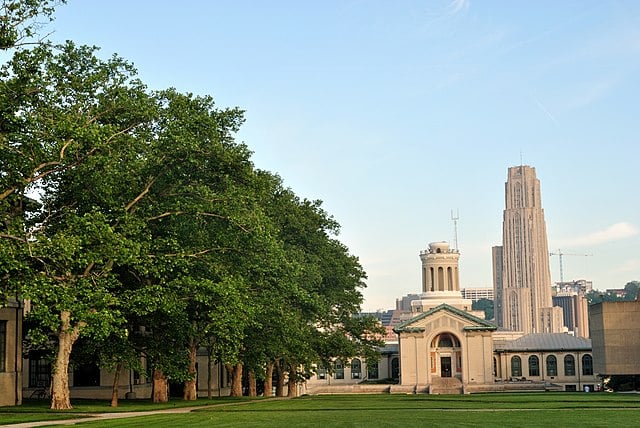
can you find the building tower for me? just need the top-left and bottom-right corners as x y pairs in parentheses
(494, 165), (563, 333)
(411, 241), (480, 316)
(421, 241), (460, 294)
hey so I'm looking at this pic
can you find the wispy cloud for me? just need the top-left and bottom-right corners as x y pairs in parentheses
(559, 222), (639, 247)
(532, 94), (559, 126)
(448, 0), (470, 15)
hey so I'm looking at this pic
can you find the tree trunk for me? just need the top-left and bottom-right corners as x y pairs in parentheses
(248, 370), (257, 397)
(287, 363), (297, 398)
(50, 311), (84, 410)
(110, 361), (123, 407)
(275, 362), (285, 397)
(183, 341), (198, 400)
(152, 369), (169, 403)
(263, 362), (274, 397)
(207, 349), (213, 399)
(228, 363), (243, 397)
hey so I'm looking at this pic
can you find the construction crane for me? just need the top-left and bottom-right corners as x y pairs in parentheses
(549, 249), (593, 284)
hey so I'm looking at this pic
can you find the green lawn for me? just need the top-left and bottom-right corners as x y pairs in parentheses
(2, 393), (640, 427)
(0, 397), (249, 425)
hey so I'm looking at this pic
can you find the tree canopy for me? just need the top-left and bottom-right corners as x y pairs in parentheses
(1, 0), (383, 409)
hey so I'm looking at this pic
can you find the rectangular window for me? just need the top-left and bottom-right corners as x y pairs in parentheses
(335, 361), (344, 379)
(29, 357), (51, 387)
(0, 321), (6, 373)
(317, 366), (327, 380)
(565, 385), (577, 392)
(367, 362), (379, 380)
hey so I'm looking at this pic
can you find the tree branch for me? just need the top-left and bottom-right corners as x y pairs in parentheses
(0, 234), (27, 242)
(146, 211), (184, 221)
(125, 176), (157, 212)
(149, 247), (235, 258)
(0, 188), (16, 201)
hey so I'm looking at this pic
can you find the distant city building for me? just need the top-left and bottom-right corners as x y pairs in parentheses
(492, 245), (504, 328)
(552, 293), (590, 338)
(554, 280), (593, 294)
(494, 165), (563, 334)
(605, 289), (627, 299)
(395, 294), (420, 311)
(360, 310), (395, 326)
(461, 287), (494, 302)
(540, 306), (566, 334)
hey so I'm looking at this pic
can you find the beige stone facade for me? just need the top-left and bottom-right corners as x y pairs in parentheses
(493, 333), (597, 392)
(395, 304), (495, 393)
(590, 301), (640, 376)
(22, 352), (233, 400)
(0, 301), (22, 406)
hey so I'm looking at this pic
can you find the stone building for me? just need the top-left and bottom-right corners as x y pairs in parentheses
(394, 303), (496, 393)
(553, 293), (590, 338)
(589, 301), (640, 376)
(389, 240), (596, 394)
(493, 165), (564, 334)
(493, 333), (596, 392)
(0, 300), (22, 406)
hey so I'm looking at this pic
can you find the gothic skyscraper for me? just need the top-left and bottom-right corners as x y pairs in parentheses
(493, 165), (563, 334)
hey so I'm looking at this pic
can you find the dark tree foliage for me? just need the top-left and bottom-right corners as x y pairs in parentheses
(472, 298), (494, 321)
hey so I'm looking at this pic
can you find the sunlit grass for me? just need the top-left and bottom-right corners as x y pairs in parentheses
(1, 393), (639, 427)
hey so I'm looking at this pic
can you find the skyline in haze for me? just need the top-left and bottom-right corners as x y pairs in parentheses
(42, 1), (639, 311)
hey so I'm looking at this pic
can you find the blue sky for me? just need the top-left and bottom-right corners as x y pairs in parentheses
(46, 1), (639, 310)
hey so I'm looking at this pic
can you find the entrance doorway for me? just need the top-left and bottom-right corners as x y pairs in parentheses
(441, 357), (452, 377)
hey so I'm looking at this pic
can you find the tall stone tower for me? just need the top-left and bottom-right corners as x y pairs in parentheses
(411, 241), (480, 316)
(494, 165), (562, 333)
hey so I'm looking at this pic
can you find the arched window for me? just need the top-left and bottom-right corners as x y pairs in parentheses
(582, 355), (593, 376)
(437, 267), (444, 291)
(367, 360), (379, 380)
(439, 335), (453, 348)
(528, 355), (539, 376)
(391, 358), (400, 379)
(546, 355), (557, 377)
(564, 355), (575, 376)
(351, 358), (361, 379)
(431, 333), (461, 348)
(511, 356), (522, 377)
(335, 359), (344, 379)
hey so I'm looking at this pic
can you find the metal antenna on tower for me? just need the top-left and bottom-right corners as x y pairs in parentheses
(451, 209), (459, 251)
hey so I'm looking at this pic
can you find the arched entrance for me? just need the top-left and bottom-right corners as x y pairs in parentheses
(430, 332), (462, 379)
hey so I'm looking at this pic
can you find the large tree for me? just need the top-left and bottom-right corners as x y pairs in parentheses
(4, 41), (157, 409)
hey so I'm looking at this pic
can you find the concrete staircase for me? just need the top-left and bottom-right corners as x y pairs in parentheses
(430, 376), (463, 394)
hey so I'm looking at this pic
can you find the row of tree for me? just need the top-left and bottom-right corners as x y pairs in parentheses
(586, 281), (640, 305)
(1, 1), (383, 410)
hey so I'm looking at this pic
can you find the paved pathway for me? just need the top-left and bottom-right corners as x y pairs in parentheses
(3, 398), (285, 427)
